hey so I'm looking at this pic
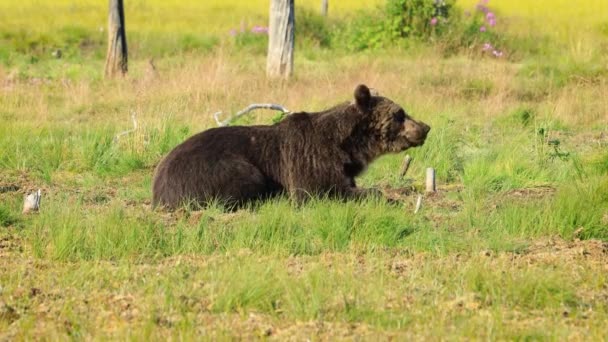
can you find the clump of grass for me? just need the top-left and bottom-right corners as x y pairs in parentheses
(27, 191), (492, 262)
(29, 198), (169, 260)
(517, 56), (608, 89)
(0, 204), (19, 227)
(296, 8), (333, 48)
(458, 175), (608, 241)
(0, 118), (193, 183)
(495, 106), (538, 130)
(590, 152), (608, 175)
(461, 78), (494, 99)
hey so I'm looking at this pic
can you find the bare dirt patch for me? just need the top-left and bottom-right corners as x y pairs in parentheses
(514, 237), (608, 265)
(504, 185), (556, 200)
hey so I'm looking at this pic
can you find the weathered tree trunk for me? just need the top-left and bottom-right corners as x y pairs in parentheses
(104, 0), (128, 77)
(267, 0), (295, 79)
(321, 0), (328, 16)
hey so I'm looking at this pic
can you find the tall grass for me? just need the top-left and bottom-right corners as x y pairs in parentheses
(1, 51), (605, 262)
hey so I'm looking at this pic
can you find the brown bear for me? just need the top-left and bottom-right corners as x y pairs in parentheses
(152, 84), (430, 209)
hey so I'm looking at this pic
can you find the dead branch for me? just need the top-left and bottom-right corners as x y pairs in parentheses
(214, 103), (290, 127)
(399, 155), (413, 178)
(114, 111), (138, 142)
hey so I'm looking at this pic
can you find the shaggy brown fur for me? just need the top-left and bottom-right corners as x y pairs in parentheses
(152, 84), (430, 209)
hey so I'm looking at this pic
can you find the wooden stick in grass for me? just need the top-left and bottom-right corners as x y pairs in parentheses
(426, 167), (436, 193)
(414, 194), (423, 214)
(399, 155), (412, 179)
(23, 189), (41, 214)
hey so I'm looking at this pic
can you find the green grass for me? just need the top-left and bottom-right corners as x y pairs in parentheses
(2, 250), (607, 339)
(1, 0), (608, 340)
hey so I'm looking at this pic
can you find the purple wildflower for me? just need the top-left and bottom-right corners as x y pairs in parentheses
(488, 18), (496, 26)
(476, 4), (489, 13)
(480, 26), (487, 32)
(251, 25), (269, 34)
(492, 50), (503, 57)
(482, 42), (492, 51)
(486, 12), (495, 20)
(430, 17), (438, 26)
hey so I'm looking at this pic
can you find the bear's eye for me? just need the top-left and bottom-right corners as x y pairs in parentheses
(393, 111), (405, 123)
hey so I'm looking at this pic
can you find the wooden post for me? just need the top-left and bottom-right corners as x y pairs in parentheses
(399, 155), (412, 179)
(104, 0), (128, 77)
(426, 168), (436, 193)
(23, 189), (41, 214)
(267, 0), (295, 79)
(321, 0), (328, 16)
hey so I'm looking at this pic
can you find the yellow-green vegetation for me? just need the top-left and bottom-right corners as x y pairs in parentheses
(459, 0), (607, 37)
(0, 0), (381, 34)
(1, 0), (607, 340)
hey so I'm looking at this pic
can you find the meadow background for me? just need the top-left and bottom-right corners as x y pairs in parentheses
(1, 0), (607, 339)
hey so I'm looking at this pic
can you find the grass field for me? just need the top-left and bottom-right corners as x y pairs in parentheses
(1, 0), (608, 340)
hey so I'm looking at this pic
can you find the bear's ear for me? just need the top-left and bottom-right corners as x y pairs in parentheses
(354, 84), (372, 109)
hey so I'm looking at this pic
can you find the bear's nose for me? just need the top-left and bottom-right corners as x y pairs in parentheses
(421, 123), (431, 135)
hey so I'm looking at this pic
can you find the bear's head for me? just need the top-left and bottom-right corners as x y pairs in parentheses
(354, 84), (431, 153)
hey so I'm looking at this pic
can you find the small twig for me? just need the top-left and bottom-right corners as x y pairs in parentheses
(114, 111), (138, 142)
(214, 103), (290, 127)
(414, 194), (423, 214)
(399, 155), (413, 179)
